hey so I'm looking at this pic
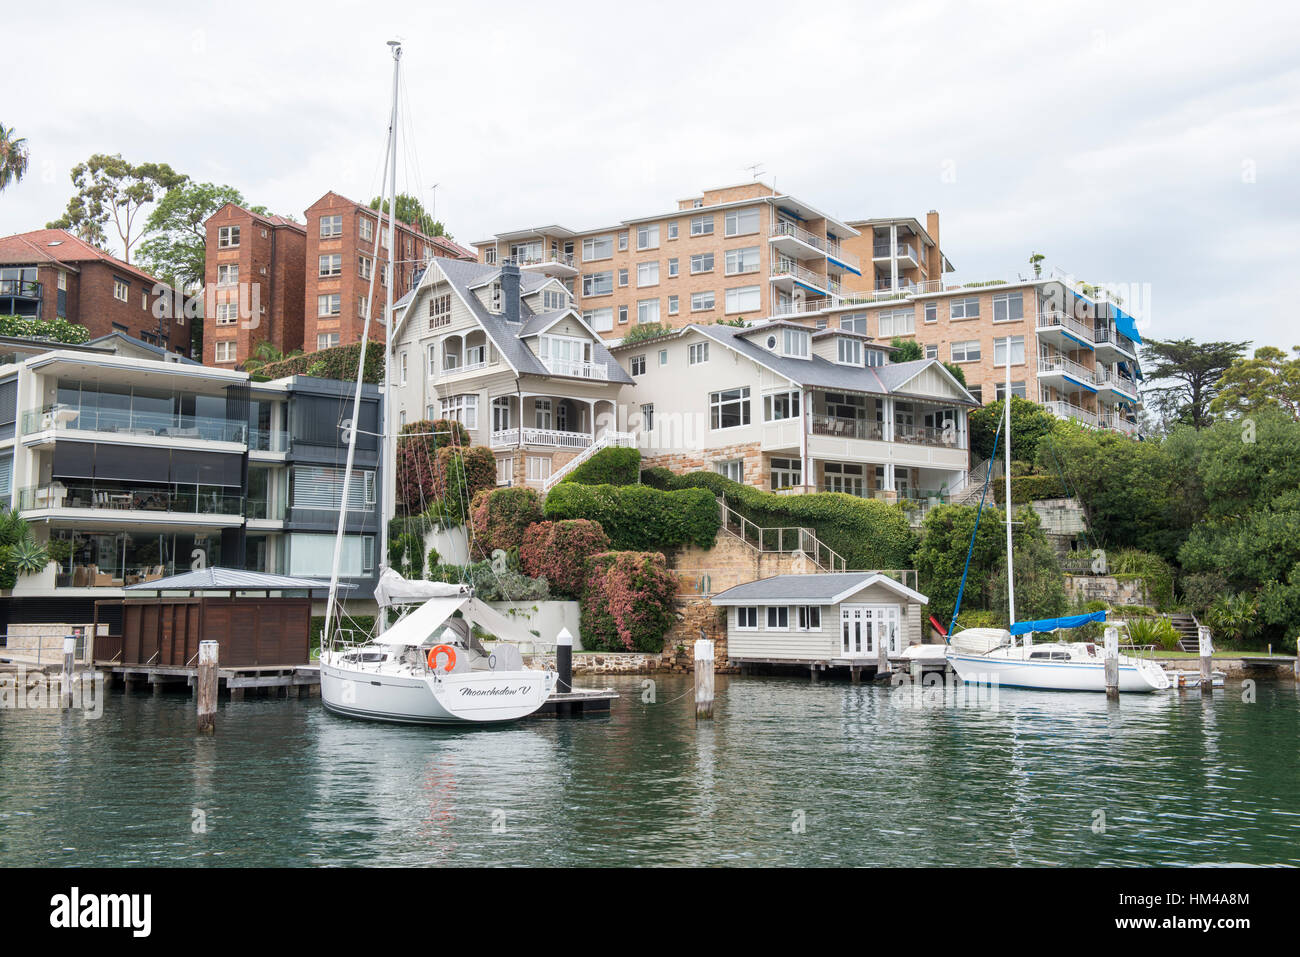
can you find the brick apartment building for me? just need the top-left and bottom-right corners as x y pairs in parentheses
(0, 229), (187, 353)
(302, 191), (475, 356)
(203, 203), (307, 367)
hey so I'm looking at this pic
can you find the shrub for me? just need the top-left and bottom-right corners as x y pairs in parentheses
(0, 508), (46, 590)
(580, 551), (678, 652)
(395, 419), (475, 512)
(312, 614), (377, 648)
(258, 340), (384, 384)
(1179, 570), (1228, 614)
(993, 473), (1069, 505)
(0, 315), (91, 344)
(543, 483), (719, 551)
(621, 322), (673, 345)
(1126, 617), (1181, 651)
(468, 487), (544, 558)
(428, 559), (549, 601)
(387, 517), (429, 579)
(970, 396), (1058, 463)
(1108, 549), (1175, 611)
(519, 519), (610, 599)
(1207, 592), (1258, 644)
(562, 446), (641, 487)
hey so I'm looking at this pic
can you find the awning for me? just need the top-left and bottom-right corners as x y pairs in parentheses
(1009, 610), (1106, 636)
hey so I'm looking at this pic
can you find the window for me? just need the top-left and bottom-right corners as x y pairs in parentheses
(878, 309), (915, 337)
(924, 343), (938, 360)
(637, 298), (660, 324)
(113, 278), (129, 302)
(217, 225), (240, 248)
(668, 295), (679, 316)
(667, 257), (679, 278)
(319, 214), (343, 238)
(398, 351), (408, 386)
(710, 386), (751, 429)
(583, 307), (613, 332)
(636, 224), (660, 250)
(215, 301), (238, 324)
(484, 247), (497, 265)
(582, 271), (613, 296)
(495, 455), (513, 486)
(950, 296), (980, 319)
(924, 301), (937, 323)
(618, 269), (629, 288)
(782, 328), (810, 357)
(319, 253), (342, 277)
(617, 231), (629, 251)
(736, 607), (758, 630)
(427, 343), (438, 376)
(968, 385), (983, 403)
(796, 606), (822, 631)
(214, 341), (236, 362)
(358, 255), (373, 280)
(658, 349), (668, 366)
(541, 288), (567, 310)
(724, 246), (761, 275)
(766, 606), (790, 629)
(993, 335), (1026, 366)
(217, 264), (238, 286)
(630, 355), (646, 376)
(667, 221), (679, 240)
(359, 217), (374, 242)
(637, 261), (660, 286)
(725, 207), (760, 237)
(996, 381), (1028, 400)
(715, 459), (744, 482)
(441, 394), (479, 430)
(725, 285), (761, 314)
(317, 332), (340, 350)
(688, 342), (709, 365)
(429, 292), (452, 328)
(690, 214), (715, 236)
(691, 290), (715, 312)
(491, 397), (512, 433)
(690, 252), (714, 274)
(866, 348), (885, 367)
(618, 305), (629, 324)
(763, 390), (800, 421)
(770, 457), (802, 489)
(837, 337), (862, 365)
(582, 235), (613, 261)
(951, 339), (981, 362)
(839, 313), (867, 334)
(318, 294), (341, 316)
(527, 456), (552, 483)
(993, 292), (1024, 322)
(640, 403), (655, 431)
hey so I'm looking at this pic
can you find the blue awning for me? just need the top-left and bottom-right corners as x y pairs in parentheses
(1112, 304), (1141, 345)
(1009, 610), (1106, 636)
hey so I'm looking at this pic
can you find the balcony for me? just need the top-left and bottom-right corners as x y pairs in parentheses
(872, 243), (920, 267)
(249, 429), (289, 453)
(1095, 367), (1139, 401)
(811, 414), (884, 442)
(1098, 412), (1139, 436)
(1093, 325), (1139, 362)
(18, 482), (245, 518)
(1037, 354), (1096, 388)
(1044, 400), (1099, 428)
(894, 424), (962, 448)
(769, 221), (861, 271)
(22, 404), (248, 444)
(1035, 310), (1096, 351)
(771, 257), (838, 296)
(540, 357), (610, 380)
(516, 251), (578, 276)
(490, 428), (594, 450)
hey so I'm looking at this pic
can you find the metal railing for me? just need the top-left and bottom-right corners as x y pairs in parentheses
(1038, 354), (1096, 385)
(541, 357), (610, 380)
(0, 279), (42, 298)
(894, 423), (962, 448)
(541, 430), (635, 493)
(771, 256), (834, 292)
(1096, 367), (1138, 393)
(811, 414), (884, 441)
(490, 427), (594, 450)
(22, 404), (248, 443)
(873, 242), (919, 262)
(1036, 310), (1096, 344)
(769, 221), (862, 270)
(1043, 400), (1099, 427)
(1093, 326), (1138, 355)
(718, 497), (846, 571)
(517, 251), (576, 269)
(18, 483), (245, 516)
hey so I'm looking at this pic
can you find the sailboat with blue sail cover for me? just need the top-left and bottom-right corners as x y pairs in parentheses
(942, 352), (1170, 693)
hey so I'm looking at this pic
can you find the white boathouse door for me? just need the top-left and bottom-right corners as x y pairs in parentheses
(841, 604), (902, 658)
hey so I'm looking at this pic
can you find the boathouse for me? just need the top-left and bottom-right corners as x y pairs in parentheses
(712, 572), (928, 674)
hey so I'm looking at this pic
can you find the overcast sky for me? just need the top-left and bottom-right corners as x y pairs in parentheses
(3, 0), (1297, 348)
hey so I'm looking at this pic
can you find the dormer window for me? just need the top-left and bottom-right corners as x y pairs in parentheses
(836, 337), (862, 366)
(490, 282), (502, 313)
(782, 328), (810, 358)
(865, 348), (886, 367)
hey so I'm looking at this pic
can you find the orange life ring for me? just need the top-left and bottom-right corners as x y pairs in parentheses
(427, 644), (457, 672)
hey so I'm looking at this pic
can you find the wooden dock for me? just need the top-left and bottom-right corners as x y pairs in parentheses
(530, 687), (618, 717)
(98, 662), (320, 699)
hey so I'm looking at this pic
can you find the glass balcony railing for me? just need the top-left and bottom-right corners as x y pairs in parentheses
(22, 404), (248, 443)
(249, 429), (289, 452)
(246, 497), (285, 521)
(17, 483), (245, 517)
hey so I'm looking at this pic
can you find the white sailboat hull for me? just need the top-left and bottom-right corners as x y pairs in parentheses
(946, 650), (1170, 693)
(320, 657), (557, 724)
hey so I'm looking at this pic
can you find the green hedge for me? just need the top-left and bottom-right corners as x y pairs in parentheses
(642, 468), (916, 570)
(544, 483), (719, 551)
(0, 315), (91, 344)
(993, 474), (1069, 505)
(562, 446), (641, 487)
(257, 341), (384, 384)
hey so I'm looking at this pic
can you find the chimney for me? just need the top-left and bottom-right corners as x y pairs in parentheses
(500, 260), (521, 323)
(926, 210), (941, 277)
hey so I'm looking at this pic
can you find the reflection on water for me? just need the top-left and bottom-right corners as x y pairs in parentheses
(0, 676), (1297, 866)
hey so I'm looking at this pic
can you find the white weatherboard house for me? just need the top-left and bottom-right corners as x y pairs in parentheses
(711, 572), (929, 668)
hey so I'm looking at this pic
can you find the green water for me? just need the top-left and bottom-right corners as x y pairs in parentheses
(1, 675), (1297, 866)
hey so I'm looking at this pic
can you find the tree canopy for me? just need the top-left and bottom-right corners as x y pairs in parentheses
(137, 181), (266, 289)
(1209, 345), (1300, 421)
(368, 193), (448, 238)
(0, 123), (29, 193)
(1140, 337), (1248, 430)
(47, 154), (186, 263)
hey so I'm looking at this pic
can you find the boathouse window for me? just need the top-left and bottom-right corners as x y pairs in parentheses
(796, 606), (821, 631)
(766, 606), (790, 630)
(736, 607), (758, 630)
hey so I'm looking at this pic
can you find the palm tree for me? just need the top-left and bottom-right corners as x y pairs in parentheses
(0, 123), (30, 192)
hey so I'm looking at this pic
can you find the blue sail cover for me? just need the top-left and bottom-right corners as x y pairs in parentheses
(1009, 610), (1107, 635)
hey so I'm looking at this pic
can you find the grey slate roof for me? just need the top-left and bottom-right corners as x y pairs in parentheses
(711, 572), (927, 605)
(692, 323), (977, 405)
(124, 567), (352, 593)
(422, 259), (634, 385)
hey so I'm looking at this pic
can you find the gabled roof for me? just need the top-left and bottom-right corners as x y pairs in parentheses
(0, 229), (170, 287)
(712, 572), (928, 606)
(306, 190), (473, 259)
(204, 201), (304, 233)
(86, 331), (201, 364)
(400, 258), (633, 385)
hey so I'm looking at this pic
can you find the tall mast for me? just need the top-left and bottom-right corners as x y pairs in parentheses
(1005, 344), (1016, 626)
(379, 39), (401, 578)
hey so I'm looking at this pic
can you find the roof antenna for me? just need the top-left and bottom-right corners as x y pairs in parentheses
(744, 162), (765, 181)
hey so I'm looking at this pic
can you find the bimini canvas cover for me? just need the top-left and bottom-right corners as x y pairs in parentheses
(371, 593), (539, 647)
(373, 568), (468, 608)
(1010, 610), (1106, 636)
(949, 628), (1011, 654)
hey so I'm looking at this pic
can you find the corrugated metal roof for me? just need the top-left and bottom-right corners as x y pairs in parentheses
(124, 567), (352, 592)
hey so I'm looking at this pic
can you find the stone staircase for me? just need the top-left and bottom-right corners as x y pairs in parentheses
(716, 497), (845, 572)
(950, 458), (994, 507)
(541, 431), (635, 494)
(1168, 613), (1203, 653)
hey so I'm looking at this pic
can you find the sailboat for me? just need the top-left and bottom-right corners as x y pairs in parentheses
(316, 41), (557, 724)
(943, 348), (1169, 693)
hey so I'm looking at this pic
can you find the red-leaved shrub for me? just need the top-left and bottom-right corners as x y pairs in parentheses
(580, 551), (678, 653)
(468, 487), (544, 558)
(519, 520), (611, 599)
